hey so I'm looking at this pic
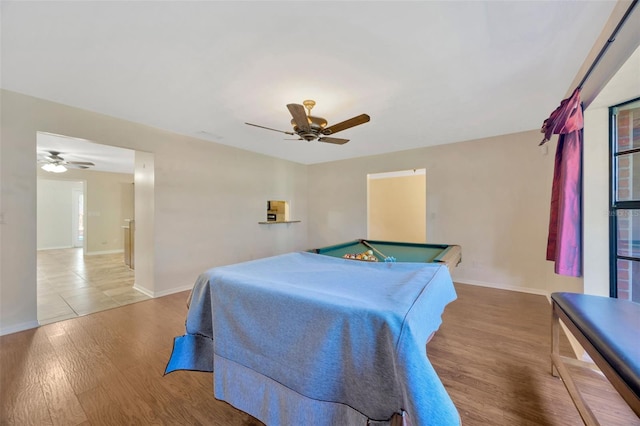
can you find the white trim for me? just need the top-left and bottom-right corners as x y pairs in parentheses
(133, 283), (193, 298)
(37, 245), (73, 251)
(154, 284), (194, 298)
(1, 320), (40, 336)
(367, 168), (426, 180)
(85, 249), (124, 255)
(132, 284), (154, 298)
(454, 278), (549, 297)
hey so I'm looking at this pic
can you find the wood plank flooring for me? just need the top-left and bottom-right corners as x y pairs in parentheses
(431, 284), (638, 425)
(1, 283), (638, 425)
(37, 248), (149, 324)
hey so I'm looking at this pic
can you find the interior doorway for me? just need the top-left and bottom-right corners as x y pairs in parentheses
(36, 132), (150, 325)
(367, 169), (426, 243)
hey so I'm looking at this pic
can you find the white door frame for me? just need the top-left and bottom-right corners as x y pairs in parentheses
(71, 186), (85, 248)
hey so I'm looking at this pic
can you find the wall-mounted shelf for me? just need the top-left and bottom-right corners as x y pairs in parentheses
(258, 220), (301, 225)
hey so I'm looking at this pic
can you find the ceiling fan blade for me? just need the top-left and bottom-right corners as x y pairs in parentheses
(66, 161), (95, 166)
(245, 122), (295, 135)
(318, 137), (349, 145)
(322, 114), (370, 135)
(286, 104), (310, 132)
(67, 164), (90, 169)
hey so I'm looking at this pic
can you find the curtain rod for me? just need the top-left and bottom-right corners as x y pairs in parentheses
(577, 0), (638, 90)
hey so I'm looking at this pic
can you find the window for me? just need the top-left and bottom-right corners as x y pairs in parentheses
(610, 98), (640, 301)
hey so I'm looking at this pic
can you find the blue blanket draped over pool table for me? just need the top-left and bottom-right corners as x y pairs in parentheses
(166, 251), (459, 425)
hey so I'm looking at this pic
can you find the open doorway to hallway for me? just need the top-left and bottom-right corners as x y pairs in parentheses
(36, 132), (149, 324)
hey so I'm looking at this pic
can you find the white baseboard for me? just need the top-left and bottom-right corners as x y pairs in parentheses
(37, 245), (73, 251)
(133, 283), (193, 298)
(132, 284), (153, 298)
(0, 320), (40, 336)
(154, 284), (194, 298)
(85, 249), (124, 255)
(454, 278), (549, 297)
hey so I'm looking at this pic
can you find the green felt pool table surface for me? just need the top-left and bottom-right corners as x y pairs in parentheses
(311, 239), (461, 269)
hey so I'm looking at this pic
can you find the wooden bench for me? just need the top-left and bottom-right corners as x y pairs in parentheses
(551, 292), (640, 425)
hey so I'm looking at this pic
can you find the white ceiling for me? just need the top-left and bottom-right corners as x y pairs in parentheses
(1, 1), (621, 165)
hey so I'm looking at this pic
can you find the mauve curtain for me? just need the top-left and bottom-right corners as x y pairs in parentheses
(540, 88), (583, 277)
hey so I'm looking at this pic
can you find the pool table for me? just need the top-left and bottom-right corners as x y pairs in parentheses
(311, 239), (462, 271)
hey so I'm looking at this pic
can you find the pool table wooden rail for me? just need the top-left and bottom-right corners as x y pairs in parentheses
(432, 243), (462, 272)
(310, 239), (462, 272)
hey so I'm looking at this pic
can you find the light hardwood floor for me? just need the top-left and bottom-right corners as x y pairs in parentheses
(1, 283), (638, 425)
(37, 248), (149, 324)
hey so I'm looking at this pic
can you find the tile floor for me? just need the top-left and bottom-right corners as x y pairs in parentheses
(37, 248), (150, 324)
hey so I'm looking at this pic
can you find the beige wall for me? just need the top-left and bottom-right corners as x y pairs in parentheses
(0, 85), (621, 336)
(37, 167), (134, 254)
(1, 89), (309, 334)
(2, 58), (632, 334)
(309, 130), (583, 294)
(368, 174), (426, 243)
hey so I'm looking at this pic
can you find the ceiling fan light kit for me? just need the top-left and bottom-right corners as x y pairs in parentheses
(41, 163), (68, 173)
(246, 99), (370, 145)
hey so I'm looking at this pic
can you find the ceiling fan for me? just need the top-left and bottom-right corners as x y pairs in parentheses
(38, 150), (95, 173)
(245, 100), (370, 145)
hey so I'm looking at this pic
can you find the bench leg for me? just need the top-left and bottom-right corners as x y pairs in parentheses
(550, 302), (601, 425)
(551, 306), (560, 377)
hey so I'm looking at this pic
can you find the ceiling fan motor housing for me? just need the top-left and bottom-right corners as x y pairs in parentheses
(291, 115), (328, 141)
(298, 133), (317, 141)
